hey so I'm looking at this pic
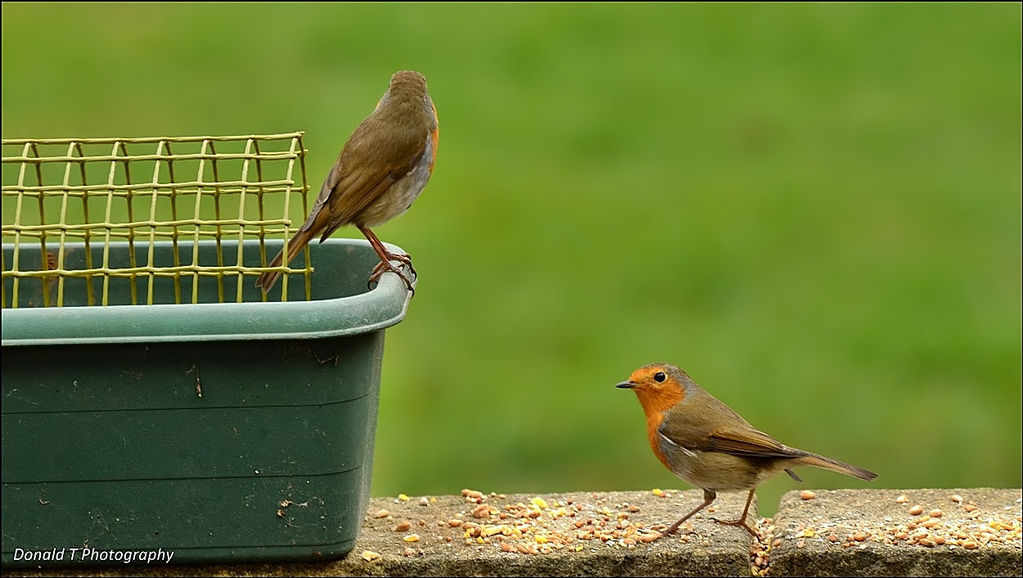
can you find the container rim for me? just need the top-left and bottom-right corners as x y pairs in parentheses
(1, 239), (414, 346)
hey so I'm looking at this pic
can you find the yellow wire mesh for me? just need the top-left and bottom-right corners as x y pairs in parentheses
(1, 133), (312, 308)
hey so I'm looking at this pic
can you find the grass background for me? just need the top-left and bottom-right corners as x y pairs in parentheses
(3, 3), (1020, 516)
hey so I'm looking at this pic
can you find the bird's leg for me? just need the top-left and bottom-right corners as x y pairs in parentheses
(665, 488), (717, 535)
(357, 224), (415, 292)
(358, 224), (414, 272)
(710, 488), (759, 537)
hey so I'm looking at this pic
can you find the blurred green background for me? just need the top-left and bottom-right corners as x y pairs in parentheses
(3, 3), (1020, 516)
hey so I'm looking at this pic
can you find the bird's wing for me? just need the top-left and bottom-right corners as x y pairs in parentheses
(657, 396), (803, 460)
(312, 160), (342, 216)
(702, 426), (803, 459)
(321, 118), (430, 231)
(299, 160), (344, 236)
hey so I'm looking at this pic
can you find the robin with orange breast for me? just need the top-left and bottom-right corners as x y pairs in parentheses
(256, 70), (439, 293)
(617, 363), (877, 537)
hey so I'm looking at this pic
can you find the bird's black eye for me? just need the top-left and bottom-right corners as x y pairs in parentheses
(653, 371), (666, 383)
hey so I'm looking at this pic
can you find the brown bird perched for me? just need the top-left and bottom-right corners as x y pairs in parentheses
(256, 70), (438, 293)
(617, 363), (877, 537)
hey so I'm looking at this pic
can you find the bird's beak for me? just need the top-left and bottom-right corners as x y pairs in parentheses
(615, 380), (636, 389)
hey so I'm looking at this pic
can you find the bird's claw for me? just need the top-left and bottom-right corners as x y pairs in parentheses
(367, 253), (416, 295)
(662, 522), (689, 537)
(710, 517), (759, 538)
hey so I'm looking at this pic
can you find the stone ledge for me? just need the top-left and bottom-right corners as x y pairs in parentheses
(4, 488), (1020, 577)
(770, 488), (1022, 577)
(332, 489), (755, 577)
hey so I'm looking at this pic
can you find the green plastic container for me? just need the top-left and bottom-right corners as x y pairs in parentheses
(1, 238), (413, 566)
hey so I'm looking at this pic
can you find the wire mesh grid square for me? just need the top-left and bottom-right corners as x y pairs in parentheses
(1, 133), (313, 308)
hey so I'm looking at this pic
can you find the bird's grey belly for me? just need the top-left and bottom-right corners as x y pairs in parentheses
(358, 129), (436, 227)
(358, 163), (431, 226)
(659, 437), (765, 491)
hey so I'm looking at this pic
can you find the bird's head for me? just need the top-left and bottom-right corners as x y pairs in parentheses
(616, 363), (689, 415)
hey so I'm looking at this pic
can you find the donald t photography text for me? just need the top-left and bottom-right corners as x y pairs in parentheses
(11, 547), (175, 565)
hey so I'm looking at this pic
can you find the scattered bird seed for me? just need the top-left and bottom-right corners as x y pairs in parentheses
(365, 489), (1022, 570)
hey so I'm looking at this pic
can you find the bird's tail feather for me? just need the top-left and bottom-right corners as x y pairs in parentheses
(255, 228), (316, 292)
(795, 453), (877, 481)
